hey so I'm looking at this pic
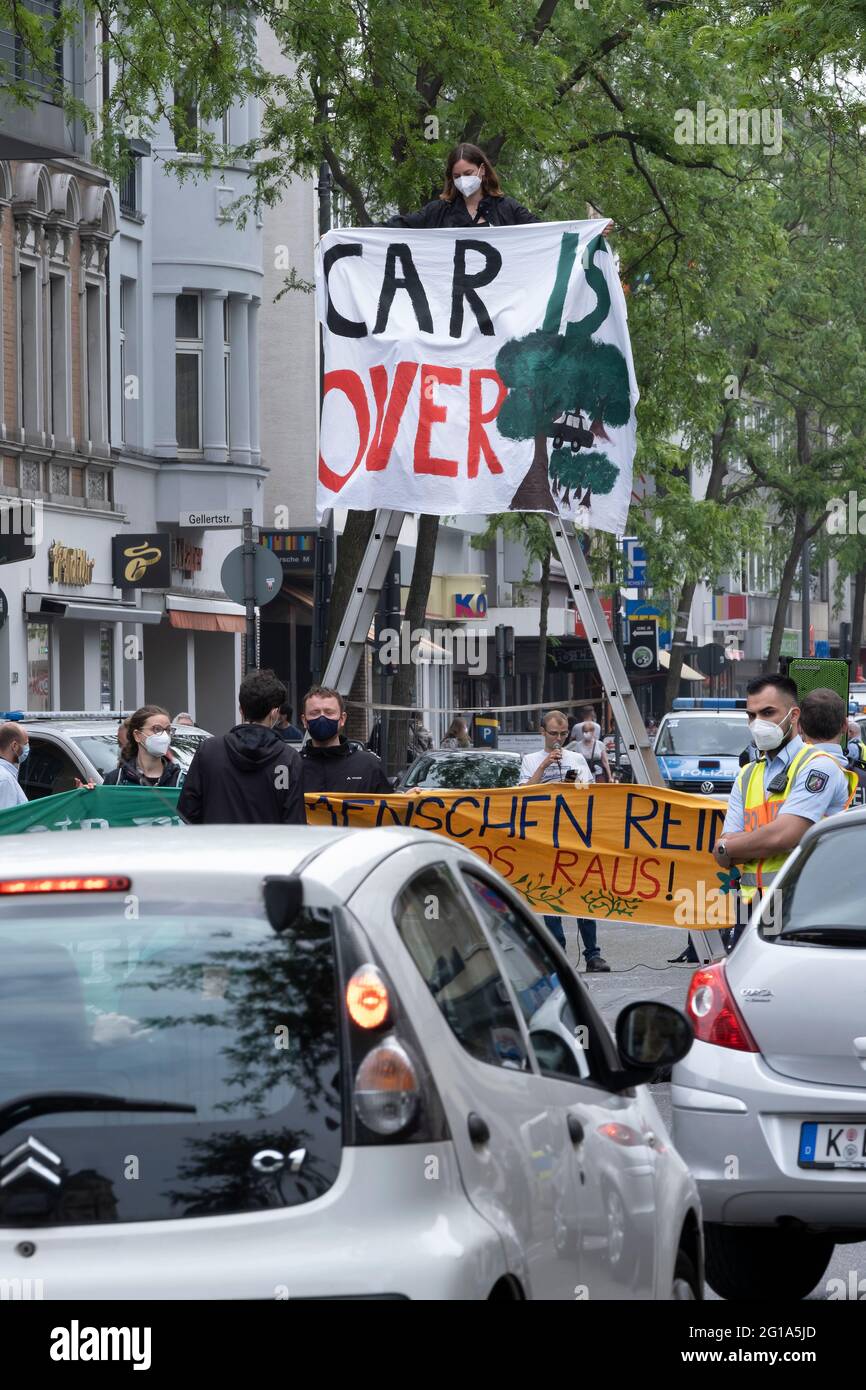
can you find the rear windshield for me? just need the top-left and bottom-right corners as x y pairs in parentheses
(656, 717), (748, 757)
(763, 825), (866, 943)
(406, 755), (520, 788)
(0, 895), (341, 1225)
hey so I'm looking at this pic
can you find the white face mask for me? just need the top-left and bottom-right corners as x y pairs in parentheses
(751, 711), (792, 752)
(143, 732), (171, 757)
(454, 172), (482, 197)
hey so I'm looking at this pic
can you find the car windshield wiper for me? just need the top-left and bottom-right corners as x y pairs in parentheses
(779, 927), (866, 946)
(0, 1092), (196, 1137)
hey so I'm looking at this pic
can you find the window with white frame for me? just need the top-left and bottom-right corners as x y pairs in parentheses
(48, 271), (68, 438)
(176, 292), (202, 451)
(18, 261), (40, 432)
(223, 295), (231, 445)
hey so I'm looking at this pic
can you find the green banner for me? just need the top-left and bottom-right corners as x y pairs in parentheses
(0, 787), (183, 835)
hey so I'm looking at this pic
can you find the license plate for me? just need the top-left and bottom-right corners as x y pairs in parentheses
(799, 1122), (866, 1169)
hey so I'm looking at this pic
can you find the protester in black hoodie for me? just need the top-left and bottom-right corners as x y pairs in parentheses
(103, 705), (181, 789)
(178, 670), (305, 824)
(301, 686), (392, 795)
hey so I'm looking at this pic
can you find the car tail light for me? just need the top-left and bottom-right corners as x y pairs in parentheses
(346, 964), (390, 1030)
(353, 1037), (420, 1135)
(0, 875), (131, 895)
(686, 962), (759, 1051)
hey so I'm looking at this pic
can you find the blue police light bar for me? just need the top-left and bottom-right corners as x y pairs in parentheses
(672, 698), (747, 710)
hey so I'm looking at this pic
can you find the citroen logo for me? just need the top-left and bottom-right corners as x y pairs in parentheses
(0, 1136), (62, 1188)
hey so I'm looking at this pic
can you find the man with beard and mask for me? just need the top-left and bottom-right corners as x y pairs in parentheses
(178, 669), (304, 824)
(0, 721), (29, 807)
(300, 686), (392, 797)
(714, 675), (853, 948)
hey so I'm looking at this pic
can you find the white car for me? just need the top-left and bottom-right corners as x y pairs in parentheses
(673, 808), (866, 1300)
(0, 825), (701, 1300)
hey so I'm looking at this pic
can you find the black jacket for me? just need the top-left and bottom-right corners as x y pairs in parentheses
(177, 724), (305, 825)
(103, 757), (181, 789)
(301, 738), (392, 796)
(386, 193), (539, 229)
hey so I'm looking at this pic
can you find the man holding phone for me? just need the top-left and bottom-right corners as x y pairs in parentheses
(518, 710), (610, 972)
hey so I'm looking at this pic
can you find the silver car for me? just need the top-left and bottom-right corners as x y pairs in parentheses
(11, 715), (210, 798)
(0, 824), (701, 1300)
(672, 807), (866, 1300)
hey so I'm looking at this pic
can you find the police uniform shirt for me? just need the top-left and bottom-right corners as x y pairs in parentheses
(723, 734), (849, 836)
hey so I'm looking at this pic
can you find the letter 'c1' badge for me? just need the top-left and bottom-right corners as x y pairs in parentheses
(804, 769), (829, 793)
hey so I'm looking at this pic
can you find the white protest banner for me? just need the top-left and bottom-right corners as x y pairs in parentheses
(315, 219), (638, 531)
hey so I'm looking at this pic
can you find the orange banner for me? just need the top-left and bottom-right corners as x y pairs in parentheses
(304, 782), (730, 928)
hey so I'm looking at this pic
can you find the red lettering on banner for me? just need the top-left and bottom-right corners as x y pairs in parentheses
(637, 858), (661, 898)
(611, 856), (638, 896)
(467, 369), (506, 477)
(365, 362), (419, 471)
(414, 364), (462, 476)
(319, 370), (371, 493)
(579, 855), (607, 890)
(493, 845), (515, 876)
(469, 843), (494, 863)
(551, 849), (580, 886)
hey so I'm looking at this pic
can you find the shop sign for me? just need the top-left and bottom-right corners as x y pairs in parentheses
(112, 533), (172, 589)
(260, 531), (317, 572)
(172, 538), (203, 576)
(48, 542), (96, 586)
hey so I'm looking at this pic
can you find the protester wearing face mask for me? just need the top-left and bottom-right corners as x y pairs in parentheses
(566, 718), (611, 782)
(0, 721), (30, 807)
(301, 686), (392, 796)
(103, 706), (181, 789)
(178, 669), (304, 824)
(385, 143), (540, 229)
(715, 676), (855, 947)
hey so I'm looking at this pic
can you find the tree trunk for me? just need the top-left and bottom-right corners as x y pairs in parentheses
(534, 548), (552, 720)
(662, 417), (735, 710)
(325, 510), (376, 664)
(591, 415), (611, 441)
(386, 514), (440, 771)
(851, 564), (866, 679)
(767, 512), (806, 672)
(663, 581), (698, 710)
(510, 430), (556, 513)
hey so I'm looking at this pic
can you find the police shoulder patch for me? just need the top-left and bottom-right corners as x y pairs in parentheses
(804, 768), (829, 793)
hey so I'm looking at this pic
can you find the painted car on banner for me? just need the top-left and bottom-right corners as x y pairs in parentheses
(0, 825), (702, 1300)
(653, 700), (749, 801)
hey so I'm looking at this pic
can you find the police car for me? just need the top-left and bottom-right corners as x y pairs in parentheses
(653, 699), (749, 800)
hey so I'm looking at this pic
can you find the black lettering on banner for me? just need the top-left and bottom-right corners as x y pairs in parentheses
(624, 792), (659, 849)
(450, 240), (502, 337)
(324, 243), (368, 337)
(552, 792), (593, 849)
(373, 245), (434, 335)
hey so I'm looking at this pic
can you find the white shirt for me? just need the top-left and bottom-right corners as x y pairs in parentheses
(518, 747), (592, 786)
(0, 757), (27, 809)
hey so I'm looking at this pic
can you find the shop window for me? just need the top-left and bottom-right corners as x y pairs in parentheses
(26, 621), (50, 712)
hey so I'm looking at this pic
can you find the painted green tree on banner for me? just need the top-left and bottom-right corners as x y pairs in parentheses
(495, 233), (629, 513)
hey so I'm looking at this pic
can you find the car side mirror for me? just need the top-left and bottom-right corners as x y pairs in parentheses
(615, 1001), (693, 1075)
(263, 875), (304, 934)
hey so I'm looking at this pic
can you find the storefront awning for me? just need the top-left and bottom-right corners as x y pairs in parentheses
(164, 594), (247, 634)
(283, 584), (314, 610)
(24, 595), (162, 624)
(658, 649), (706, 682)
(168, 610), (246, 633)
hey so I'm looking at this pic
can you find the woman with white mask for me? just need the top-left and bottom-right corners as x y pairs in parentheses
(567, 718), (612, 782)
(102, 705), (181, 789)
(386, 143), (540, 228)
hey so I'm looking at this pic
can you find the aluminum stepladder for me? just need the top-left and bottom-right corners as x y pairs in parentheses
(320, 508), (725, 964)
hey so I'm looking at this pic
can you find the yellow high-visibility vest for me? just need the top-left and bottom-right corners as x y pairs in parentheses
(737, 745), (858, 901)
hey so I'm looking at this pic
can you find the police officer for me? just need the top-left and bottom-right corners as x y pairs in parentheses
(715, 679), (856, 946)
